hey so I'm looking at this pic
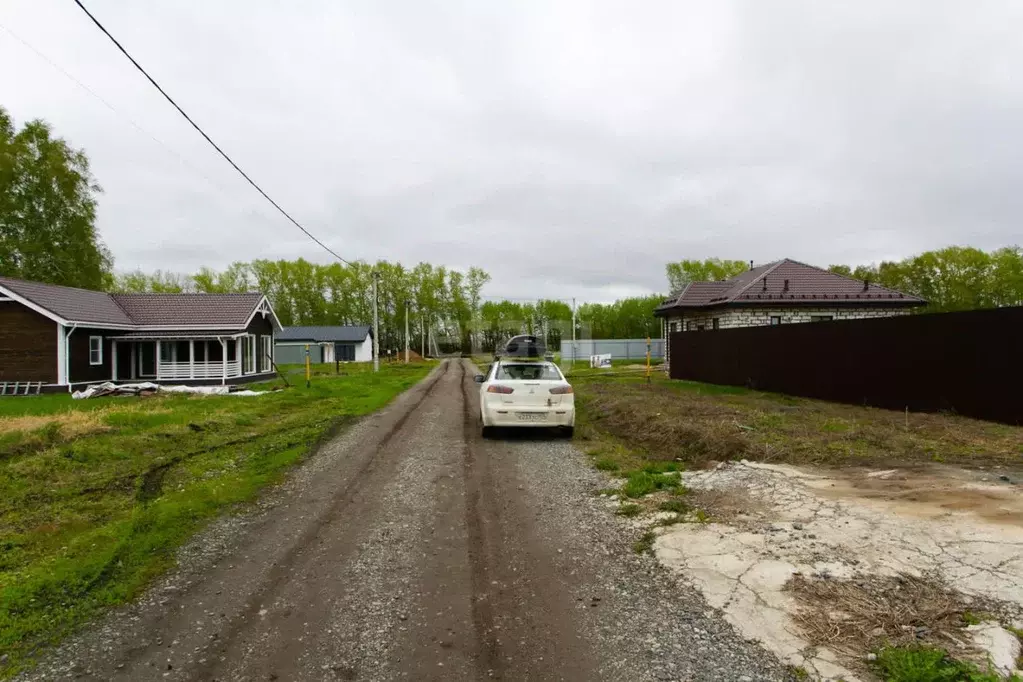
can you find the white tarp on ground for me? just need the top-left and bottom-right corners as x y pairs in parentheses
(72, 382), (263, 399)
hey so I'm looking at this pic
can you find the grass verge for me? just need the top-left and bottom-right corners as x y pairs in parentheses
(574, 376), (696, 552)
(0, 361), (432, 678)
(572, 372), (1023, 469)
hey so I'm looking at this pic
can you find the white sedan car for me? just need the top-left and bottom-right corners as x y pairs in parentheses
(475, 360), (575, 438)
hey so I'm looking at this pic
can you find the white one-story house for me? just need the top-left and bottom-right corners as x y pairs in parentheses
(274, 326), (373, 364)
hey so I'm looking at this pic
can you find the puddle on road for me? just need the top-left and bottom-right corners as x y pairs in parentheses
(653, 461), (1023, 680)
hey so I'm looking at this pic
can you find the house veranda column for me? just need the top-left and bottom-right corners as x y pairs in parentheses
(189, 340), (195, 380)
(156, 340), (161, 381)
(221, 339), (227, 385)
(112, 341), (118, 382)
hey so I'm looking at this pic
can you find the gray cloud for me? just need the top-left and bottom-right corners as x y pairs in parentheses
(2, 0), (1021, 302)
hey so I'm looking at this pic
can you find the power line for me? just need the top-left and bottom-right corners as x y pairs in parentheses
(71, 0), (352, 266)
(0, 21), (232, 196)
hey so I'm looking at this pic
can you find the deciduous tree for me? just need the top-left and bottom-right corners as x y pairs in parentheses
(665, 258), (747, 292)
(0, 106), (112, 288)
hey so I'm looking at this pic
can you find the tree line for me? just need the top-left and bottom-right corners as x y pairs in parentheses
(664, 250), (1023, 314)
(5, 106), (1023, 351)
(826, 246), (1023, 312)
(110, 262), (666, 351)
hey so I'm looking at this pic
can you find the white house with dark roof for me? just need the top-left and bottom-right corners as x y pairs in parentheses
(274, 326), (373, 364)
(0, 276), (282, 391)
(654, 259), (926, 369)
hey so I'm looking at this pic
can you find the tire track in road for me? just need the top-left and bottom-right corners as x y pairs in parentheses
(459, 359), (504, 679)
(200, 360), (455, 665)
(19, 360), (460, 682)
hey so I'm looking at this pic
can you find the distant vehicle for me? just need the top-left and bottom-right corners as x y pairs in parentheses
(474, 359), (574, 438)
(500, 334), (546, 359)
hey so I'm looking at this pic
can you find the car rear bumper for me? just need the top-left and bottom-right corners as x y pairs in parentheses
(481, 404), (575, 428)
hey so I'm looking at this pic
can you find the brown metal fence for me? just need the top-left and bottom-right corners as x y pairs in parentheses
(668, 306), (1023, 425)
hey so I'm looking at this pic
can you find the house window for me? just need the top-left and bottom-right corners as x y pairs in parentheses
(770, 316), (782, 326)
(712, 318), (720, 330)
(89, 336), (103, 365)
(261, 336), (272, 372)
(810, 315), (833, 322)
(669, 321), (678, 333)
(243, 335), (256, 374)
(686, 321), (693, 332)
(337, 343), (355, 362)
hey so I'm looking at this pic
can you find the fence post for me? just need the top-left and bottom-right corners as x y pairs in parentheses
(646, 336), (651, 383)
(305, 345), (311, 389)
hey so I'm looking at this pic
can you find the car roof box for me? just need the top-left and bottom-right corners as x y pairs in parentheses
(500, 334), (546, 358)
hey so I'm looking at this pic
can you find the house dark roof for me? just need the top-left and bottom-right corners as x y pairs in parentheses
(0, 276), (272, 329)
(111, 293), (264, 327)
(656, 259), (926, 314)
(276, 326), (372, 343)
(0, 276), (135, 325)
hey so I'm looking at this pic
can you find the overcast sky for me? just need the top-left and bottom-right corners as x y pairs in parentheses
(2, 1), (1021, 302)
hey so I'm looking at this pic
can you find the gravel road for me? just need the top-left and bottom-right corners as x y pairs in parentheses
(18, 359), (789, 682)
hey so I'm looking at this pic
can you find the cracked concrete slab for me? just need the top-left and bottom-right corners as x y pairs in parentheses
(652, 460), (1023, 680)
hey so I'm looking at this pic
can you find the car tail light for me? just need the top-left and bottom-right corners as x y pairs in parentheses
(487, 384), (514, 394)
(549, 386), (574, 395)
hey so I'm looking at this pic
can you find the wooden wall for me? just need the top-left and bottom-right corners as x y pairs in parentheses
(0, 302), (58, 383)
(69, 328), (114, 384)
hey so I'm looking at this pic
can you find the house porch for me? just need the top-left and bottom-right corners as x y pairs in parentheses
(109, 333), (261, 384)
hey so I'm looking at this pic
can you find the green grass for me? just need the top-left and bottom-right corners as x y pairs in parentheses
(615, 503), (642, 518)
(594, 456), (619, 471)
(632, 530), (657, 554)
(658, 498), (690, 514)
(570, 370), (1023, 469)
(621, 471), (682, 498)
(872, 645), (1018, 682)
(786, 665), (812, 680)
(0, 361), (432, 678)
(960, 611), (988, 626)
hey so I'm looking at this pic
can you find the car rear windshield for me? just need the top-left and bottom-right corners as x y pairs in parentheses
(495, 363), (563, 381)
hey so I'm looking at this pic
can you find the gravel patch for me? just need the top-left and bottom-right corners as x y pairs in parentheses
(500, 434), (792, 681)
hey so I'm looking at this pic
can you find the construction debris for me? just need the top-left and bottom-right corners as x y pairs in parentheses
(72, 382), (263, 400)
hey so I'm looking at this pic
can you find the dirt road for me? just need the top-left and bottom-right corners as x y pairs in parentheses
(20, 360), (786, 682)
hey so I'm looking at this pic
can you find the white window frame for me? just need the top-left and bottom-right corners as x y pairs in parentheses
(89, 336), (103, 365)
(240, 335), (254, 376)
(241, 331), (253, 374)
(261, 336), (272, 372)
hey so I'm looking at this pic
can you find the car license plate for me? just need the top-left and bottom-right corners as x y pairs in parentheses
(517, 412), (547, 422)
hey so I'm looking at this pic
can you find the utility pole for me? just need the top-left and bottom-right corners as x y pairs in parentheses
(372, 270), (380, 372)
(404, 300), (410, 364)
(571, 297), (577, 366)
(421, 314), (425, 359)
